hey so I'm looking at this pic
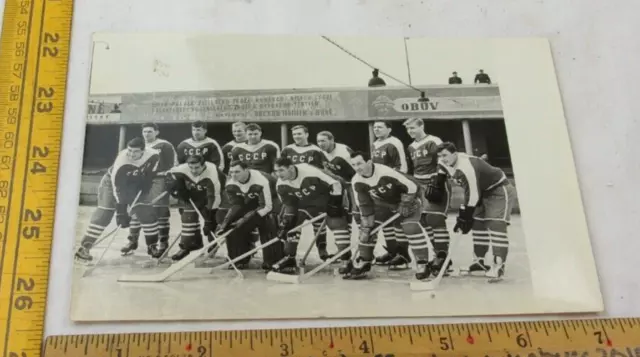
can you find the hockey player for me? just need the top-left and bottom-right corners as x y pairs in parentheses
(176, 121), (225, 171)
(166, 154), (225, 261)
(281, 125), (326, 169)
(436, 142), (516, 281)
(216, 160), (284, 270)
(122, 123), (178, 257)
(403, 117), (452, 276)
(271, 157), (351, 273)
(370, 121), (409, 266)
(316, 130), (356, 258)
(347, 151), (432, 280)
(221, 121), (248, 174)
(75, 138), (162, 261)
(230, 123), (280, 174)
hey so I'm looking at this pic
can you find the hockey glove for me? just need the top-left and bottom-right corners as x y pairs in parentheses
(425, 173), (447, 203)
(326, 193), (344, 218)
(202, 208), (217, 238)
(453, 205), (475, 234)
(115, 203), (131, 228)
(398, 193), (419, 217)
(358, 214), (376, 244)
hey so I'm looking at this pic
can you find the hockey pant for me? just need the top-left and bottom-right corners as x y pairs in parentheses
(80, 174), (159, 249)
(226, 211), (284, 266)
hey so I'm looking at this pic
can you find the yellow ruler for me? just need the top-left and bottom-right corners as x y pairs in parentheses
(42, 318), (639, 357)
(0, 0), (73, 355)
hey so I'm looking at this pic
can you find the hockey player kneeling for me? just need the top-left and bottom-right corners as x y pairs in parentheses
(166, 155), (225, 261)
(347, 151), (433, 280)
(75, 138), (162, 261)
(216, 161), (284, 270)
(270, 157), (350, 275)
(436, 142), (517, 281)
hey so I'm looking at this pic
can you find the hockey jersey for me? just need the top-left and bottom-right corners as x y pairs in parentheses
(221, 139), (246, 174)
(230, 140), (280, 174)
(225, 169), (277, 217)
(407, 134), (443, 184)
(371, 136), (408, 173)
(352, 163), (418, 216)
(276, 163), (339, 209)
(280, 144), (325, 169)
(146, 138), (178, 174)
(176, 137), (224, 172)
(321, 143), (355, 182)
(168, 162), (225, 210)
(108, 148), (160, 204)
(440, 153), (507, 207)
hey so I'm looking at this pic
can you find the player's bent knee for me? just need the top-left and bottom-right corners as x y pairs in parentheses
(154, 206), (170, 218)
(92, 208), (115, 226)
(485, 219), (507, 232)
(425, 213), (446, 227)
(400, 221), (422, 235)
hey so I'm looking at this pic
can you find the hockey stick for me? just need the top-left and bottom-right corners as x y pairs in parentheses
(214, 213), (327, 273)
(409, 231), (464, 291)
(82, 191), (142, 277)
(117, 227), (236, 283)
(298, 218), (327, 271)
(268, 213), (401, 284)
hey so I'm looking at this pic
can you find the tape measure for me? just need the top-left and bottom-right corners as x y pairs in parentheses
(0, 0), (72, 355)
(41, 318), (639, 357)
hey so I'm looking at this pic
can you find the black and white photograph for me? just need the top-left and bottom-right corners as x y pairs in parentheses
(70, 34), (602, 322)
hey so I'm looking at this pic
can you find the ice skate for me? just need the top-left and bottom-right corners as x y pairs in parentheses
(317, 246), (333, 261)
(337, 259), (353, 275)
(414, 260), (433, 281)
(151, 241), (168, 259)
(387, 250), (411, 271)
(468, 258), (490, 273)
(270, 256), (298, 275)
(171, 248), (191, 262)
(431, 251), (453, 277)
(486, 257), (505, 283)
(75, 246), (93, 263)
(120, 239), (138, 256)
(342, 258), (371, 280)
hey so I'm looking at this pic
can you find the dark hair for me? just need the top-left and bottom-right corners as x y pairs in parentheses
(141, 122), (159, 131)
(350, 150), (370, 161)
(246, 123), (262, 132)
(291, 125), (308, 134)
(186, 155), (206, 165)
(274, 156), (294, 168)
(229, 160), (248, 169)
(436, 142), (457, 153)
(191, 121), (207, 129)
(317, 130), (334, 141)
(373, 121), (392, 129)
(127, 137), (145, 150)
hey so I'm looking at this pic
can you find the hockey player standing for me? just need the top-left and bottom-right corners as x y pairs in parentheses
(176, 121), (225, 171)
(221, 121), (248, 174)
(122, 123), (178, 257)
(271, 158), (351, 273)
(166, 155), (225, 261)
(75, 138), (162, 261)
(370, 121), (410, 267)
(281, 125), (326, 169)
(403, 117), (452, 276)
(230, 123), (280, 174)
(347, 151), (432, 280)
(216, 161), (284, 270)
(436, 142), (516, 281)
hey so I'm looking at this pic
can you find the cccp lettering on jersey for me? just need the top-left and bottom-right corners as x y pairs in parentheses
(289, 155), (314, 164)
(293, 185), (317, 198)
(184, 147), (209, 156)
(372, 150), (387, 158)
(324, 162), (341, 172)
(369, 182), (393, 196)
(411, 149), (430, 159)
(239, 152), (267, 161)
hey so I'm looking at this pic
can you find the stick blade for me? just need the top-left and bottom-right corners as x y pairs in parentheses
(266, 272), (300, 284)
(410, 278), (441, 291)
(117, 273), (167, 283)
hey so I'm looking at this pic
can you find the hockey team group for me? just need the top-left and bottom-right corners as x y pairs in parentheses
(74, 117), (516, 283)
